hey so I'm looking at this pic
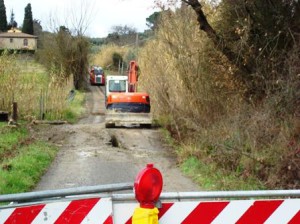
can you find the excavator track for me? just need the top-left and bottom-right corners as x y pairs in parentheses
(105, 111), (152, 128)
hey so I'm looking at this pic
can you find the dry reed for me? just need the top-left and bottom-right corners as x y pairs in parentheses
(138, 5), (299, 188)
(0, 53), (73, 120)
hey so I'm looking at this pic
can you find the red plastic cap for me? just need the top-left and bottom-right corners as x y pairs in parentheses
(147, 163), (154, 168)
(134, 164), (163, 208)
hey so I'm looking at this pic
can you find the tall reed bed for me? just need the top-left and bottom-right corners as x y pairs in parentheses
(139, 7), (240, 137)
(0, 53), (73, 120)
(92, 44), (130, 70)
(138, 6), (299, 188)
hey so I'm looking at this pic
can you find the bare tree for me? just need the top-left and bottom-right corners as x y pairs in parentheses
(181, 0), (299, 103)
(38, 0), (96, 90)
(106, 25), (138, 46)
(181, 0), (252, 76)
(68, 0), (96, 36)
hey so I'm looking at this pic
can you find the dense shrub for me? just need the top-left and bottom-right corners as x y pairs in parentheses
(138, 2), (300, 188)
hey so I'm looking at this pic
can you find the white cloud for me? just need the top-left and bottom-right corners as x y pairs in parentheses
(4, 0), (158, 37)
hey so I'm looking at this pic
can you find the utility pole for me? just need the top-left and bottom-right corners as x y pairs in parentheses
(135, 33), (139, 47)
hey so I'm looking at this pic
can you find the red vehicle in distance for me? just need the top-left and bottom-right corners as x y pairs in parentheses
(89, 66), (105, 85)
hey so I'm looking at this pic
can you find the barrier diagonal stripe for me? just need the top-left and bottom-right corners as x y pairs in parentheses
(158, 203), (174, 219)
(158, 201), (200, 223)
(4, 204), (45, 224)
(235, 200), (283, 224)
(103, 215), (113, 224)
(81, 198), (113, 224)
(32, 201), (71, 224)
(54, 198), (100, 224)
(264, 199), (300, 224)
(125, 215), (132, 223)
(289, 210), (300, 224)
(182, 201), (229, 224)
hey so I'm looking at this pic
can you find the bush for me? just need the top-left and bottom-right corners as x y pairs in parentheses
(138, 3), (300, 189)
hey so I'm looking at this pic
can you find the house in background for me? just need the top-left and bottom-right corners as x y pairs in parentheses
(0, 28), (37, 51)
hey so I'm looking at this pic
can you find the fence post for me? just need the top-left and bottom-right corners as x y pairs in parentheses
(12, 102), (18, 121)
(39, 89), (45, 120)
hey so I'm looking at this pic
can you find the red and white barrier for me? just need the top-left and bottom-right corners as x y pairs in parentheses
(0, 198), (113, 224)
(114, 199), (300, 224)
(1, 198), (300, 223)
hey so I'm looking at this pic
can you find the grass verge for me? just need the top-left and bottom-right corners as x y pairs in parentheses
(181, 156), (265, 190)
(0, 142), (57, 194)
(0, 89), (85, 195)
(0, 123), (58, 195)
(160, 128), (265, 190)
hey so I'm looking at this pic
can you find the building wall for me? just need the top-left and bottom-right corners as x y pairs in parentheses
(0, 37), (37, 50)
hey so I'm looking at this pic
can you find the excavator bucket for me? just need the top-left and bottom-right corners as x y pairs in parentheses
(105, 111), (152, 128)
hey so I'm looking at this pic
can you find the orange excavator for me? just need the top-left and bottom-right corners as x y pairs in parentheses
(105, 61), (152, 128)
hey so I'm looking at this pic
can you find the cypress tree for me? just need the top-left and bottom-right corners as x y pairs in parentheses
(0, 0), (8, 32)
(22, 3), (33, 34)
(7, 10), (17, 30)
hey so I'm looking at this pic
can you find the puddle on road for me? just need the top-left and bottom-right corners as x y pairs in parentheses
(76, 147), (99, 158)
(77, 151), (95, 158)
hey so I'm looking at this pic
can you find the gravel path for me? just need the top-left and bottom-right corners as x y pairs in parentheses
(34, 85), (200, 192)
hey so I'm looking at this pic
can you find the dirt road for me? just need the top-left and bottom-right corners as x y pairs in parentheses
(34, 86), (200, 192)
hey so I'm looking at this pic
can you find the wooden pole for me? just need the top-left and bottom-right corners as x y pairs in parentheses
(12, 102), (18, 121)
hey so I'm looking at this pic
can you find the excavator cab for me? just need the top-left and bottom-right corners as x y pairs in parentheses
(105, 61), (152, 128)
(109, 80), (127, 92)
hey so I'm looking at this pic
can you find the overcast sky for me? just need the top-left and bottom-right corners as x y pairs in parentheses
(4, 0), (159, 37)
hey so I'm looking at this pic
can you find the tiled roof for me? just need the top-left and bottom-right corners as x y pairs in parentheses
(0, 32), (37, 38)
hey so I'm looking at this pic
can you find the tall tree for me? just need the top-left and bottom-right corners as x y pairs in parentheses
(146, 11), (161, 30)
(7, 9), (17, 30)
(107, 25), (137, 46)
(0, 0), (8, 32)
(111, 25), (137, 35)
(22, 3), (33, 34)
(33, 19), (42, 36)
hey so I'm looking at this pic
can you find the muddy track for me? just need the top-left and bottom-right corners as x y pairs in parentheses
(34, 86), (200, 192)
